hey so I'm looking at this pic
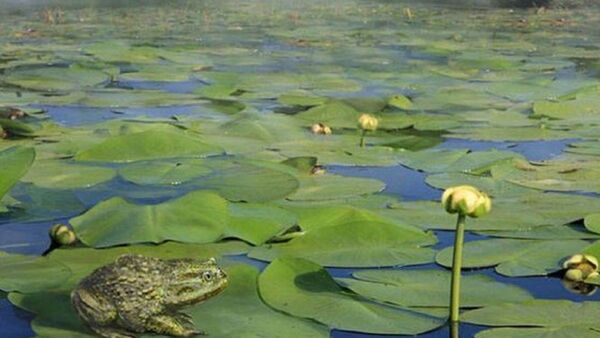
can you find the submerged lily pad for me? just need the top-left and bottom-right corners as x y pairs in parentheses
(338, 269), (532, 308)
(258, 257), (444, 335)
(436, 239), (590, 277)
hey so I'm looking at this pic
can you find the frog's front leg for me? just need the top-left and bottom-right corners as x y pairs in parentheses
(145, 313), (204, 337)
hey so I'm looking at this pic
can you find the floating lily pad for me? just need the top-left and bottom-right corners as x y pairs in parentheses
(75, 129), (223, 162)
(70, 190), (228, 247)
(200, 160), (299, 202)
(119, 159), (212, 186)
(288, 174), (385, 201)
(22, 160), (116, 189)
(249, 220), (435, 267)
(258, 257), (444, 335)
(0, 146), (35, 200)
(436, 239), (590, 277)
(0, 252), (70, 293)
(463, 300), (600, 338)
(1, 64), (110, 92)
(338, 269), (532, 308)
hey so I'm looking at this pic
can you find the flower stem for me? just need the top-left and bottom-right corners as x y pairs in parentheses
(450, 213), (466, 323)
(359, 130), (367, 147)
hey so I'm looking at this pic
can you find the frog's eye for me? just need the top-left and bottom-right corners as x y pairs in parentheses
(203, 271), (213, 282)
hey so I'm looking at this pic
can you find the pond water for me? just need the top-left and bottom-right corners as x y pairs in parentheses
(1, 0), (600, 337)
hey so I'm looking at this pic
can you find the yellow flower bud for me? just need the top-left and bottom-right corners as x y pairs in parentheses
(311, 123), (332, 135)
(441, 185), (491, 218)
(49, 224), (77, 246)
(358, 114), (378, 131)
(563, 254), (599, 282)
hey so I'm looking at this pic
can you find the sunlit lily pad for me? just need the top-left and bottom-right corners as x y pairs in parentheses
(338, 269), (532, 308)
(22, 160), (116, 189)
(258, 257), (444, 335)
(119, 159), (211, 186)
(436, 239), (590, 277)
(75, 128), (223, 162)
(249, 220), (435, 267)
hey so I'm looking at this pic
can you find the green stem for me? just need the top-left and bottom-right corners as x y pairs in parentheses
(359, 130), (367, 147)
(450, 321), (459, 338)
(450, 213), (466, 323)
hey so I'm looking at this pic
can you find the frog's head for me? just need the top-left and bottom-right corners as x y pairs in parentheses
(164, 257), (228, 307)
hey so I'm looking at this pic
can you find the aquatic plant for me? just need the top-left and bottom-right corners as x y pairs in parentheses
(562, 254), (599, 281)
(358, 114), (378, 147)
(441, 185), (491, 322)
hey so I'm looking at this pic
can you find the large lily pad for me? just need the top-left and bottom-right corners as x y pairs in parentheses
(75, 129), (223, 162)
(119, 159), (212, 186)
(463, 300), (600, 338)
(258, 257), (444, 335)
(249, 220), (435, 267)
(338, 269), (532, 308)
(70, 190), (228, 247)
(436, 239), (590, 277)
(22, 160), (116, 189)
(1, 64), (110, 92)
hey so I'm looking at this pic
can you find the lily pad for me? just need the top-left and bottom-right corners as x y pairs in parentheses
(70, 190), (228, 247)
(22, 160), (116, 189)
(1, 64), (110, 92)
(436, 239), (590, 277)
(0, 252), (70, 293)
(249, 220), (435, 267)
(463, 300), (600, 338)
(75, 129), (223, 162)
(338, 269), (532, 308)
(0, 146), (35, 200)
(287, 174), (385, 201)
(258, 257), (444, 335)
(119, 159), (212, 186)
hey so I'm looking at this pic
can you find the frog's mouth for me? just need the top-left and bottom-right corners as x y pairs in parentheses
(198, 278), (228, 302)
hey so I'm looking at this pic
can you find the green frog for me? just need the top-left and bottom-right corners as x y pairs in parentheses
(71, 254), (228, 338)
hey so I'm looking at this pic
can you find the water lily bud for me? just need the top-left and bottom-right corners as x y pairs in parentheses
(358, 114), (378, 131)
(311, 123), (332, 135)
(49, 223), (77, 246)
(441, 185), (491, 218)
(563, 254), (599, 281)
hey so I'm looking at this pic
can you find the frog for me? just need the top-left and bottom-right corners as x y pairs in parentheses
(71, 254), (228, 338)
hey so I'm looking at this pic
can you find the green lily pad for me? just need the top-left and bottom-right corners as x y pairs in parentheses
(387, 94), (413, 110)
(200, 160), (299, 202)
(258, 257), (444, 335)
(226, 203), (297, 245)
(119, 159), (212, 185)
(75, 128), (223, 162)
(436, 239), (590, 277)
(70, 190), (228, 247)
(0, 146), (35, 200)
(0, 252), (70, 293)
(398, 149), (523, 174)
(249, 220), (435, 267)
(338, 269), (532, 308)
(22, 160), (116, 189)
(1, 64), (110, 92)
(463, 300), (600, 338)
(287, 174), (385, 201)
